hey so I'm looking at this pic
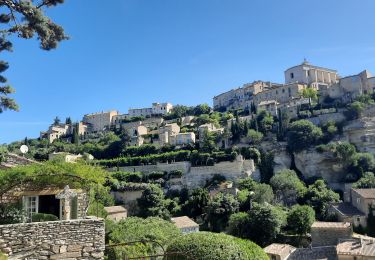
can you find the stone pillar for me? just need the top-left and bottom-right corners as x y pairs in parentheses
(56, 185), (77, 220)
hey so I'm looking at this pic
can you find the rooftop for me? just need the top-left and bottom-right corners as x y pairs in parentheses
(171, 216), (199, 229)
(264, 243), (296, 256)
(288, 246), (337, 260)
(352, 189), (375, 199)
(331, 203), (366, 217)
(104, 206), (127, 214)
(311, 221), (351, 229)
(337, 239), (375, 256)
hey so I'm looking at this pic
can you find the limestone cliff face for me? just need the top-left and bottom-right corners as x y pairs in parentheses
(273, 150), (292, 174)
(294, 149), (346, 183)
(343, 117), (375, 154)
(260, 141), (292, 174)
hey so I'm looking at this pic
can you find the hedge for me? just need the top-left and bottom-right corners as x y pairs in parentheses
(165, 231), (267, 260)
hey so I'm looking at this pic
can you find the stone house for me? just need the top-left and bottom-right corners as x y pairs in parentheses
(311, 222), (353, 247)
(198, 123), (224, 141)
(330, 188), (375, 228)
(129, 102), (173, 117)
(284, 60), (338, 89)
(257, 100), (279, 117)
(264, 243), (296, 260)
(169, 132), (196, 146)
(48, 152), (85, 163)
(1, 184), (88, 222)
(104, 205), (127, 222)
(171, 216), (199, 234)
(83, 110), (118, 133)
(336, 239), (375, 259)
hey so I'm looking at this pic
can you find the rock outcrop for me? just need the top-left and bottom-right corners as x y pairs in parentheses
(343, 117), (375, 154)
(294, 149), (346, 183)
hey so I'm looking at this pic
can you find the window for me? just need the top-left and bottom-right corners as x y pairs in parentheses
(357, 198), (361, 204)
(290, 73), (294, 79)
(23, 196), (39, 222)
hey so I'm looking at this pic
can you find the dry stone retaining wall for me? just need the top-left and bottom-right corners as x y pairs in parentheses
(0, 217), (105, 260)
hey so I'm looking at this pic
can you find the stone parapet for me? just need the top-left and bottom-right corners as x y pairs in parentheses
(0, 217), (105, 259)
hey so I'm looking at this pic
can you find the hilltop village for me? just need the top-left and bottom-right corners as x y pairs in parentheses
(2, 61), (375, 259)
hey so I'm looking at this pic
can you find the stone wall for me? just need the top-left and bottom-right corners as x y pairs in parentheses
(0, 217), (105, 259)
(183, 159), (254, 188)
(114, 162), (191, 174)
(307, 112), (346, 126)
(111, 159), (255, 189)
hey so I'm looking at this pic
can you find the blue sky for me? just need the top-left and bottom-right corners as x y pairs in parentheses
(2, 0), (375, 143)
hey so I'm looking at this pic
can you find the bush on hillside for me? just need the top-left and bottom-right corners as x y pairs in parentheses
(165, 231), (267, 260)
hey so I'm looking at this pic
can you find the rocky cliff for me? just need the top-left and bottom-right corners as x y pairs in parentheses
(343, 116), (375, 154)
(294, 149), (345, 183)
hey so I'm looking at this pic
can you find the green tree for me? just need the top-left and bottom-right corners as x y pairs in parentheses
(301, 87), (318, 102)
(53, 116), (61, 126)
(137, 184), (170, 219)
(205, 193), (239, 232)
(257, 110), (274, 133)
(182, 188), (209, 219)
(352, 172), (375, 188)
(107, 217), (181, 259)
(65, 117), (72, 125)
(72, 123), (79, 145)
(345, 101), (365, 120)
(301, 180), (340, 220)
(287, 205), (315, 235)
(270, 170), (306, 206)
(287, 120), (323, 152)
(228, 203), (284, 247)
(247, 129), (263, 145)
(0, 145), (7, 163)
(166, 231), (267, 260)
(0, 0), (68, 112)
(193, 104), (211, 116)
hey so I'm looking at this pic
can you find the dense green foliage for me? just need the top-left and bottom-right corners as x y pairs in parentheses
(287, 120), (323, 152)
(286, 205), (315, 235)
(227, 203), (285, 247)
(353, 172), (375, 188)
(205, 193), (239, 232)
(300, 180), (340, 220)
(270, 170), (306, 206)
(107, 217), (181, 259)
(165, 232), (267, 260)
(137, 184), (170, 219)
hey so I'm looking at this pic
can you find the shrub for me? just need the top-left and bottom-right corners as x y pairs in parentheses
(286, 205), (315, 235)
(165, 232), (267, 260)
(31, 213), (59, 222)
(287, 120), (323, 152)
(107, 217), (181, 259)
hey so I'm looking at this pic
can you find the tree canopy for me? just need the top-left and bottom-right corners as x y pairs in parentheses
(287, 120), (323, 152)
(107, 217), (181, 259)
(0, 0), (68, 112)
(166, 231), (267, 260)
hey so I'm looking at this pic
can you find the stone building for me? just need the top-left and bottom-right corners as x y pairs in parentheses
(40, 121), (88, 143)
(284, 60), (338, 89)
(169, 132), (196, 146)
(257, 100), (279, 117)
(171, 216), (199, 234)
(311, 222), (352, 247)
(129, 102), (173, 117)
(198, 123), (224, 141)
(83, 110), (118, 133)
(104, 205), (127, 222)
(322, 70), (375, 102)
(331, 188), (375, 228)
(336, 238), (375, 259)
(1, 184), (88, 222)
(264, 243), (296, 260)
